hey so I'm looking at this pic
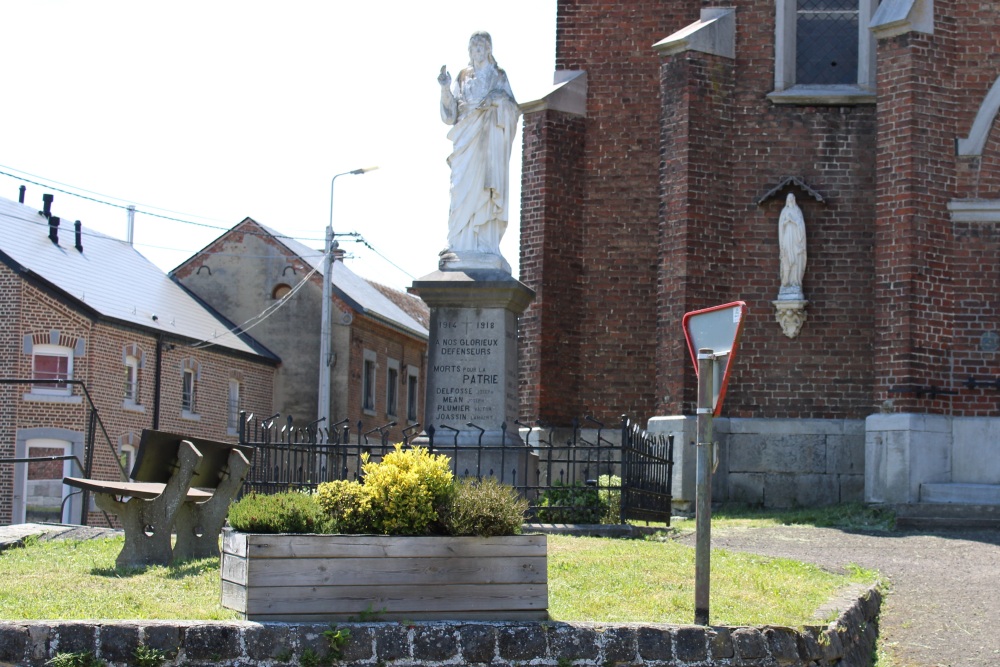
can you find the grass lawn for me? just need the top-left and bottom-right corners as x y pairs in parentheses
(0, 504), (885, 624)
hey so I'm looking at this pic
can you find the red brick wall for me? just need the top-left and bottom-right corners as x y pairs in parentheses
(522, 1), (881, 422)
(519, 1), (697, 425)
(518, 109), (586, 424)
(346, 317), (426, 444)
(0, 264), (22, 523)
(1, 270), (276, 526)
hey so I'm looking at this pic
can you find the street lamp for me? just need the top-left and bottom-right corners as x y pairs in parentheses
(317, 166), (379, 427)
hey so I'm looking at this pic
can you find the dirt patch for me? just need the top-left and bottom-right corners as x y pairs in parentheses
(675, 525), (1000, 667)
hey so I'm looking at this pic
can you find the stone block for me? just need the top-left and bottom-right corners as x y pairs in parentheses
(796, 626), (824, 661)
(635, 626), (672, 661)
(709, 627), (734, 659)
(182, 624), (241, 663)
(826, 435), (865, 474)
(53, 623), (97, 655)
(99, 624), (140, 664)
(497, 625), (546, 661)
(459, 624), (497, 664)
(764, 626), (801, 664)
(728, 434), (826, 474)
(839, 474), (865, 502)
(550, 624), (600, 662)
(143, 623), (181, 659)
(599, 626), (636, 664)
(412, 625), (459, 662)
(243, 624), (294, 662)
(763, 473), (838, 508)
(0, 624), (29, 663)
(674, 626), (706, 663)
(731, 627), (766, 659)
(371, 624), (410, 662)
(727, 472), (765, 505)
(28, 625), (50, 665)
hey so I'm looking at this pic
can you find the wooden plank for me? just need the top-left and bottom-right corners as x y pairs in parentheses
(240, 534), (546, 559)
(220, 580), (248, 613)
(240, 583), (548, 616)
(222, 530), (247, 558)
(62, 478), (212, 501)
(235, 555), (546, 587)
(220, 554), (248, 586)
(237, 609), (549, 622)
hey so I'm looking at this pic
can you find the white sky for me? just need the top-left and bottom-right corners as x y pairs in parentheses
(0, 1), (557, 291)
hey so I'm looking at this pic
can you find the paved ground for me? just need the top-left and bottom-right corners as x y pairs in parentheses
(3, 522), (998, 666)
(675, 524), (1000, 667)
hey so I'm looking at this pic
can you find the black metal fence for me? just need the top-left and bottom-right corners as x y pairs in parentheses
(237, 413), (674, 525)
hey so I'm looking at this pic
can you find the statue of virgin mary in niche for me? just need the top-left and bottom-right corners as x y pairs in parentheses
(778, 193), (807, 300)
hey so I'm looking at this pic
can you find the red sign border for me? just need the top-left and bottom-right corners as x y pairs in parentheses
(682, 301), (748, 416)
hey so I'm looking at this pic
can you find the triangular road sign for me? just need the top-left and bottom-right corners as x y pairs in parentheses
(682, 301), (747, 416)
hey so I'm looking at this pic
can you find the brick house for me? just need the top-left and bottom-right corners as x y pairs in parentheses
(173, 218), (429, 443)
(0, 194), (278, 526)
(519, 0), (1000, 510)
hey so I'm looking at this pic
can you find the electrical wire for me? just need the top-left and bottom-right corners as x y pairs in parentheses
(188, 263), (321, 350)
(1, 167), (415, 278)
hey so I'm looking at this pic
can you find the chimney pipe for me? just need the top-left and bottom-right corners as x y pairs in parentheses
(18, 185), (25, 204)
(41, 194), (54, 218)
(49, 216), (60, 245)
(74, 221), (83, 252)
(126, 205), (135, 246)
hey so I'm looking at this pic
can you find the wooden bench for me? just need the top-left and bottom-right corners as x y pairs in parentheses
(64, 430), (252, 568)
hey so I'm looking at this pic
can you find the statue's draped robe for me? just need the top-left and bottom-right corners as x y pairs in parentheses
(442, 65), (519, 255)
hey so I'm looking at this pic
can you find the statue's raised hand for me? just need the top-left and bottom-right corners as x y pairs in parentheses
(438, 65), (451, 88)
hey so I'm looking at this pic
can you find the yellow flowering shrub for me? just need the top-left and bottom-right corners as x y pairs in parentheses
(361, 445), (454, 535)
(315, 479), (375, 534)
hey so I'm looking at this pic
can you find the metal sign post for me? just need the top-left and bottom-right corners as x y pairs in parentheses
(694, 348), (715, 626)
(683, 301), (747, 627)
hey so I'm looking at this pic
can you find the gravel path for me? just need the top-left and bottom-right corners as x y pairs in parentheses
(675, 525), (1000, 667)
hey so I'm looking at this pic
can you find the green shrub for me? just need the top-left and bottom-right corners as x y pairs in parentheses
(598, 474), (622, 523)
(361, 445), (454, 535)
(535, 480), (603, 524)
(227, 491), (330, 534)
(315, 479), (375, 534)
(443, 477), (528, 537)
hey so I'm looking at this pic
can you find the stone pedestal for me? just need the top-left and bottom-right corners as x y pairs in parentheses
(412, 269), (536, 482)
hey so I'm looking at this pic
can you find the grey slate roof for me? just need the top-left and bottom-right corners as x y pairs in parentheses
(255, 223), (429, 340)
(0, 196), (274, 359)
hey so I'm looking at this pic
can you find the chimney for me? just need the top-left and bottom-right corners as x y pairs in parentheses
(48, 216), (60, 245)
(41, 193), (54, 218)
(74, 221), (83, 252)
(18, 185), (25, 204)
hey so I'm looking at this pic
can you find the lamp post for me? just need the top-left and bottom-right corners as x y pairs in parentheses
(318, 166), (378, 427)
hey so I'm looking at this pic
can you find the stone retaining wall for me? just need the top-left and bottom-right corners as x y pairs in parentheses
(0, 586), (880, 667)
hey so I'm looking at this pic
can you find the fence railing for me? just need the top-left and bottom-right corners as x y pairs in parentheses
(238, 412), (674, 525)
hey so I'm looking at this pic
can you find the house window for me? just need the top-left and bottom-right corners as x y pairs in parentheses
(124, 355), (140, 403)
(406, 365), (420, 423)
(180, 358), (200, 418)
(182, 369), (197, 413)
(386, 359), (400, 417)
(362, 350), (377, 414)
(773, 0), (877, 102)
(32, 344), (72, 396)
(118, 432), (139, 480)
(227, 379), (241, 434)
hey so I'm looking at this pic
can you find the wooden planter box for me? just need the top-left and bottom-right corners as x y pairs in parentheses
(221, 529), (548, 621)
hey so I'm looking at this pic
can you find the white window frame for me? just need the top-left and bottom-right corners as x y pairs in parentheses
(362, 349), (377, 415)
(386, 358), (400, 418)
(406, 364), (420, 424)
(227, 379), (241, 435)
(30, 344), (73, 397)
(19, 438), (74, 524)
(181, 366), (200, 420)
(770, 0), (878, 104)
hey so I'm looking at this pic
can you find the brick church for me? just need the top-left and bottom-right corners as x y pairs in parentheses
(518, 0), (1000, 511)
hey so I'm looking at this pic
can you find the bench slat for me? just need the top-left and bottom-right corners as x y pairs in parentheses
(63, 477), (213, 502)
